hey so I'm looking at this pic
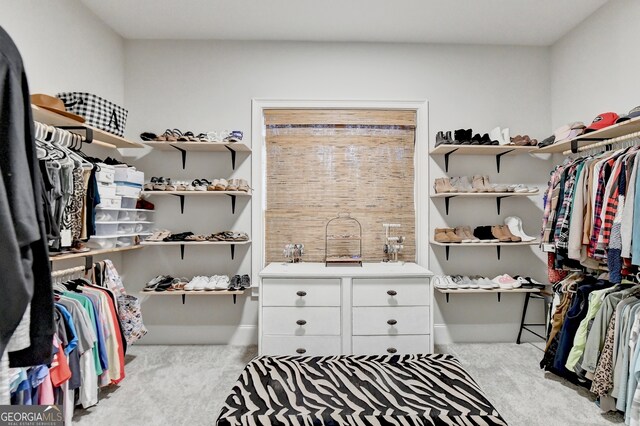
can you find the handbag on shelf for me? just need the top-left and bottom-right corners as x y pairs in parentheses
(56, 92), (128, 137)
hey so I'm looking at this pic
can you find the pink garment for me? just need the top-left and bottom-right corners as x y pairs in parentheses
(38, 373), (54, 405)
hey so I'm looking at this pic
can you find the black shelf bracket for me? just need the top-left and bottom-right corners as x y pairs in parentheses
(181, 294), (186, 304)
(497, 292), (502, 302)
(445, 246), (450, 261)
(170, 194), (186, 214)
(444, 196), (454, 215)
(170, 144), (188, 169)
(496, 246), (501, 260)
(445, 293), (450, 303)
(443, 148), (458, 172)
(496, 196), (511, 214)
(59, 126), (94, 144)
(227, 194), (237, 214)
(225, 146), (237, 170)
(230, 245), (235, 260)
(495, 149), (514, 173)
(180, 244), (185, 260)
(233, 294), (237, 304)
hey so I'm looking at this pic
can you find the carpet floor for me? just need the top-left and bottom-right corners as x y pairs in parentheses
(73, 343), (625, 425)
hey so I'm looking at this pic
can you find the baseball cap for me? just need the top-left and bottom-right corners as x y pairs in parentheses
(553, 122), (586, 143)
(616, 106), (640, 123)
(585, 112), (619, 133)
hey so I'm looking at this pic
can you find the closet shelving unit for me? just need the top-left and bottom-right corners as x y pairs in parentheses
(536, 115), (640, 154)
(430, 144), (533, 172)
(141, 190), (252, 214)
(430, 190), (539, 215)
(143, 141), (251, 169)
(429, 134), (542, 305)
(141, 240), (251, 260)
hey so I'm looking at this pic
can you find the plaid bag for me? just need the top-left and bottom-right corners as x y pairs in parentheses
(56, 92), (128, 137)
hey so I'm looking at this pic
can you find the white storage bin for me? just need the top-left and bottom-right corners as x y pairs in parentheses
(117, 210), (137, 221)
(116, 236), (136, 248)
(95, 209), (119, 222)
(121, 196), (137, 209)
(86, 236), (117, 250)
(133, 222), (151, 234)
(98, 183), (117, 198)
(116, 184), (141, 198)
(94, 222), (118, 236)
(97, 196), (122, 209)
(136, 210), (154, 221)
(114, 167), (144, 186)
(96, 164), (115, 184)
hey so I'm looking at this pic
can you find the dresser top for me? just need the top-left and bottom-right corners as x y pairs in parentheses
(260, 262), (433, 278)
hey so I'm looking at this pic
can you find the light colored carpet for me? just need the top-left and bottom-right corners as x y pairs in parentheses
(74, 343), (626, 425)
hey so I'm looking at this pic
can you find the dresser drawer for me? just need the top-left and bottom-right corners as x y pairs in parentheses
(263, 307), (341, 335)
(262, 336), (341, 356)
(352, 335), (430, 355)
(352, 278), (429, 306)
(262, 278), (341, 307)
(352, 306), (430, 335)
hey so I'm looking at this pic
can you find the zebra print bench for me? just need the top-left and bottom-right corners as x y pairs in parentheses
(217, 353), (506, 425)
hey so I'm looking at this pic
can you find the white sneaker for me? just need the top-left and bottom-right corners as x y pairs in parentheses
(476, 277), (494, 290)
(464, 276), (479, 289)
(185, 276), (203, 291)
(195, 276), (208, 291)
(492, 274), (516, 290)
(445, 276), (458, 290)
(501, 128), (511, 145)
(433, 276), (448, 289)
(490, 127), (505, 145)
(214, 275), (230, 290)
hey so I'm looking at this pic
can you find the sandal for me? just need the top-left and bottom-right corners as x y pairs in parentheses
(226, 179), (239, 191)
(215, 178), (228, 191)
(140, 132), (157, 141)
(146, 230), (171, 242)
(144, 177), (158, 191)
(143, 275), (170, 291)
(153, 177), (167, 191)
(192, 179), (208, 191)
(196, 133), (209, 142)
(184, 234), (207, 242)
(156, 129), (178, 142)
(163, 231), (194, 242)
(165, 178), (177, 191)
(237, 179), (251, 193)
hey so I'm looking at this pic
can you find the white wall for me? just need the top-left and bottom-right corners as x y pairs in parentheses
(0, 0), (125, 104)
(551, 0), (640, 129)
(124, 40), (552, 345)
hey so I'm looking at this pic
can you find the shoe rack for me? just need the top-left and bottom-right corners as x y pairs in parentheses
(140, 142), (252, 304)
(429, 134), (540, 303)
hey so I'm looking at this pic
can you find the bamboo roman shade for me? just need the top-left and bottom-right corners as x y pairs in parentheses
(264, 109), (416, 263)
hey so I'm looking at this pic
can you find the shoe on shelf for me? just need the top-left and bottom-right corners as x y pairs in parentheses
(501, 128), (511, 146)
(472, 175), (491, 192)
(471, 133), (483, 145)
(433, 276), (448, 289)
(462, 226), (480, 243)
(463, 276), (479, 289)
(434, 228), (462, 243)
(504, 216), (537, 242)
(435, 131), (447, 147)
(451, 176), (477, 193)
(454, 226), (472, 243)
(434, 178), (457, 194)
(240, 275), (250, 289)
(483, 175), (508, 192)
(472, 276), (494, 290)
(514, 276), (532, 288)
(490, 127), (505, 145)
(500, 225), (522, 242)
(473, 226), (499, 243)
(444, 276), (458, 289)
(491, 225), (512, 242)
(445, 228), (463, 243)
(525, 277), (546, 289)
(451, 275), (469, 289)
(492, 274), (516, 290)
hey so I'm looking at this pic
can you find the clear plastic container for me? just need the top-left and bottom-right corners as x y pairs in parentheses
(118, 210), (137, 221)
(117, 223), (136, 234)
(95, 209), (119, 222)
(136, 210), (154, 221)
(94, 222), (118, 236)
(116, 236), (136, 248)
(121, 196), (137, 209)
(87, 236), (117, 249)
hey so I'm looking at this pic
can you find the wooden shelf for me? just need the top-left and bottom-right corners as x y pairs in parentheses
(32, 105), (144, 149)
(139, 289), (245, 296)
(537, 115), (640, 154)
(430, 240), (539, 246)
(50, 245), (144, 261)
(430, 145), (533, 155)
(430, 191), (538, 198)
(142, 190), (251, 196)
(143, 141), (251, 152)
(141, 240), (251, 246)
(435, 287), (540, 294)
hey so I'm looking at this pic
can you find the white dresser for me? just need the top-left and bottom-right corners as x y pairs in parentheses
(259, 262), (433, 356)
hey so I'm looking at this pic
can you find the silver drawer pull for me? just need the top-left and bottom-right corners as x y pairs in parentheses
(296, 291), (307, 297)
(387, 319), (397, 325)
(387, 347), (397, 354)
(296, 348), (306, 354)
(296, 319), (307, 326)
(387, 290), (397, 296)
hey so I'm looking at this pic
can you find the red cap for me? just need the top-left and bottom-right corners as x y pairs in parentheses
(585, 112), (619, 133)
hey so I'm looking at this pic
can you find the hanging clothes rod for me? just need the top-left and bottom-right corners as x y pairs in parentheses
(51, 265), (86, 278)
(563, 130), (640, 155)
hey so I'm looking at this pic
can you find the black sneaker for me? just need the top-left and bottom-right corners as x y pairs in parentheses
(229, 275), (241, 290)
(471, 133), (483, 145)
(435, 131), (447, 147)
(240, 274), (251, 289)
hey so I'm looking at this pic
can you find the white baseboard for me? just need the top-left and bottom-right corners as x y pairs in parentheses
(138, 325), (258, 345)
(434, 323), (542, 345)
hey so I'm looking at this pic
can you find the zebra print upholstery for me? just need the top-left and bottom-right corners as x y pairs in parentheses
(217, 353), (507, 425)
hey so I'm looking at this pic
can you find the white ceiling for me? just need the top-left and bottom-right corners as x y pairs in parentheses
(80, 0), (608, 46)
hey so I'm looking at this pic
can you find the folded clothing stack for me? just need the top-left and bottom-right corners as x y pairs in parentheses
(433, 275), (546, 290)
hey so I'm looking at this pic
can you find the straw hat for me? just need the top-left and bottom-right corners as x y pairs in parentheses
(30, 94), (85, 123)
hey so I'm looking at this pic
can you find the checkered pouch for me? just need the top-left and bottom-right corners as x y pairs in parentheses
(56, 92), (128, 137)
